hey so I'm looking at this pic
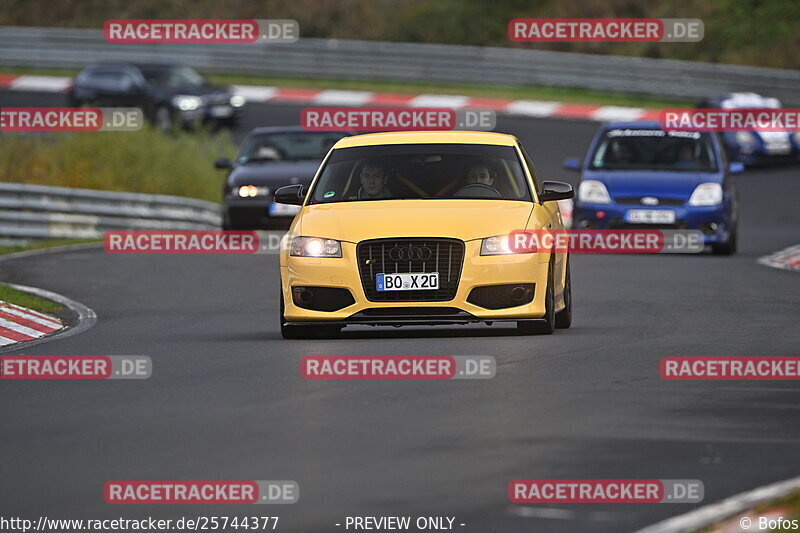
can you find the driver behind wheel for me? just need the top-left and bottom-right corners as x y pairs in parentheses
(454, 162), (501, 198)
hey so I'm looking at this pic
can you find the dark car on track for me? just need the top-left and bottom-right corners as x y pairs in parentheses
(216, 127), (353, 229)
(695, 92), (800, 165)
(67, 62), (245, 130)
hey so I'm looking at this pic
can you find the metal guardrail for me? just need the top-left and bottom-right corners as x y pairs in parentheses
(0, 182), (221, 244)
(1, 26), (799, 104)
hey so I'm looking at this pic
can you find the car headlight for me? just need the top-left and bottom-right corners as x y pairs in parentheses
(230, 95), (246, 108)
(172, 95), (202, 111)
(480, 235), (514, 255)
(290, 237), (342, 258)
(688, 183), (723, 206)
(236, 185), (270, 198)
(577, 180), (611, 204)
(735, 131), (758, 145)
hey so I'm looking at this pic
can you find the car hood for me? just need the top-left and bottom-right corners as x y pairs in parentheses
(296, 200), (534, 243)
(228, 161), (321, 187)
(583, 170), (722, 199)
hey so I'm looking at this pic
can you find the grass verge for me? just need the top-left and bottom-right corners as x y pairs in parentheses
(0, 124), (236, 202)
(0, 238), (99, 256)
(0, 283), (63, 314)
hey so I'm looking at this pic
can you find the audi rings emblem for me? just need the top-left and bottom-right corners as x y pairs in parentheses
(388, 246), (433, 261)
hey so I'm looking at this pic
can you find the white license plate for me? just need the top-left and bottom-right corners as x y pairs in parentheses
(625, 209), (676, 224)
(376, 273), (439, 291)
(210, 105), (234, 118)
(269, 202), (301, 217)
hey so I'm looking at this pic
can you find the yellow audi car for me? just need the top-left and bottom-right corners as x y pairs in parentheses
(275, 131), (574, 338)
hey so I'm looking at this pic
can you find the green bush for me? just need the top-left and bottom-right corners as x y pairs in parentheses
(0, 126), (236, 202)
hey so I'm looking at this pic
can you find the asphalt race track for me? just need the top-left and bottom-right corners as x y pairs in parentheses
(1, 91), (799, 532)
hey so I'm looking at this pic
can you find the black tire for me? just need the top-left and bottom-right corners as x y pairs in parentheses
(555, 258), (572, 329)
(279, 291), (340, 339)
(154, 106), (175, 132)
(711, 225), (738, 256)
(517, 263), (555, 335)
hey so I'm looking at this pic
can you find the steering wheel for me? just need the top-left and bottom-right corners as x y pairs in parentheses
(453, 183), (502, 198)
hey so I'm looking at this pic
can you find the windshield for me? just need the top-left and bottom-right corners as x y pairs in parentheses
(590, 129), (719, 172)
(308, 143), (532, 204)
(139, 65), (205, 88)
(237, 132), (350, 163)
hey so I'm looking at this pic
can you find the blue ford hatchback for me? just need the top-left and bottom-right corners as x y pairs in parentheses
(563, 121), (743, 255)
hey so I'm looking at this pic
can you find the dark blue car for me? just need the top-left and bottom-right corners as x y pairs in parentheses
(696, 93), (800, 165)
(563, 121), (742, 255)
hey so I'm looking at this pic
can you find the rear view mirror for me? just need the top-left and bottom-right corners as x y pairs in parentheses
(728, 161), (745, 174)
(562, 157), (580, 171)
(274, 184), (306, 206)
(539, 180), (575, 203)
(214, 157), (232, 169)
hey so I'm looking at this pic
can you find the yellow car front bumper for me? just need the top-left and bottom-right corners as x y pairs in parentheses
(281, 240), (552, 324)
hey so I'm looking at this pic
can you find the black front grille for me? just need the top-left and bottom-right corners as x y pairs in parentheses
(357, 238), (464, 302)
(616, 197), (685, 206)
(360, 307), (463, 317)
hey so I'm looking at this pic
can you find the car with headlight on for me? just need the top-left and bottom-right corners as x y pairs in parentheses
(68, 62), (245, 131)
(563, 121), (741, 255)
(274, 131), (574, 339)
(216, 127), (353, 229)
(696, 92), (800, 165)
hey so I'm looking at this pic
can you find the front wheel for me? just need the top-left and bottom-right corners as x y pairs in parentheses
(555, 258), (572, 329)
(154, 106), (176, 132)
(711, 224), (738, 256)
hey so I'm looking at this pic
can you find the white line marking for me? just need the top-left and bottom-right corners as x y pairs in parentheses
(408, 94), (470, 108)
(0, 317), (46, 338)
(11, 75), (72, 92)
(0, 305), (62, 329)
(232, 85), (279, 102)
(314, 89), (374, 106)
(591, 105), (647, 122)
(758, 244), (800, 272)
(0, 335), (17, 347)
(635, 476), (800, 533)
(504, 100), (562, 117)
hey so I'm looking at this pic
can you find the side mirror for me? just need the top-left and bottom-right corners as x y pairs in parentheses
(728, 161), (745, 174)
(539, 180), (575, 203)
(562, 157), (580, 171)
(214, 157), (232, 169)
(274, 184), (306, 206)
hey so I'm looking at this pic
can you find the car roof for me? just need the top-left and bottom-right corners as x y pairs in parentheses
(333, 130), (518, 148)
